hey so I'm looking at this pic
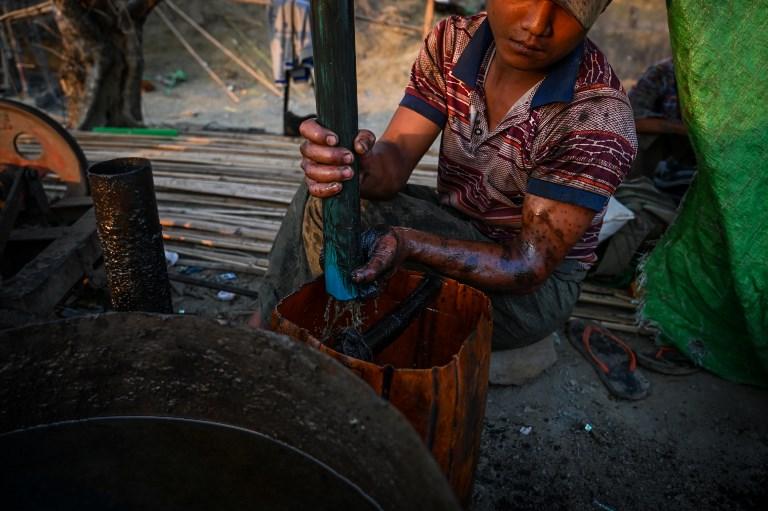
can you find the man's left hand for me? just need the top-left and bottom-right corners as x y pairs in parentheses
(351, 226), (409, 284)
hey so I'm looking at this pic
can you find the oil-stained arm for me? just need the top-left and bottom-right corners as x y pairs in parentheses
(351, 193), (596, 293)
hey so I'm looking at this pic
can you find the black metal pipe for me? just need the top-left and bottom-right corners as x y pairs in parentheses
(88, 158), (172, 313)
(337, 273), (444, 361)
(310, 0), (363, 301)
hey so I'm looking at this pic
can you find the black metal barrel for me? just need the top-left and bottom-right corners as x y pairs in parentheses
(88, 158), (172, 313)
(0, 313), (460, 510)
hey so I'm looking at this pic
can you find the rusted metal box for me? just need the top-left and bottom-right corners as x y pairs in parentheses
(273, 269), (492, 505)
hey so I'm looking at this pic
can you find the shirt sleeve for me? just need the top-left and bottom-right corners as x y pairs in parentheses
(399, 19), (451, 127)
(527, 95), (638, 212)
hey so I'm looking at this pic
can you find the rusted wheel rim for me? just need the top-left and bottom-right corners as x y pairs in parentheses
(0, 98), (88, 197)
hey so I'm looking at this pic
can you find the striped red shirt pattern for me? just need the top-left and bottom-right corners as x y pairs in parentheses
(400, 14), (637, 266)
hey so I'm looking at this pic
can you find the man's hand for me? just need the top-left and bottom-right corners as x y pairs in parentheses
(348, 194), (596, 294)
(351, 226), (410, 284)
(299, 118), (375, 198)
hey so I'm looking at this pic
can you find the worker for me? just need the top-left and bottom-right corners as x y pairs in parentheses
(627, 57), (695, 180)
(251, 0), (636, 385)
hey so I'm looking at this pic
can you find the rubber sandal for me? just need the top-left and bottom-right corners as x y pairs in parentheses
(637, 346), (699, 376)
(566, 319), (650, 401)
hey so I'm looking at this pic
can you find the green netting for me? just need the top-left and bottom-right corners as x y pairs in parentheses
(639, 0), (768, 387)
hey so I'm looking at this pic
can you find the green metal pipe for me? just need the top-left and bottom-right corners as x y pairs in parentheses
(309, 0), (363, 301)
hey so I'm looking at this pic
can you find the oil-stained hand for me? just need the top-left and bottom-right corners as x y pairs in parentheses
(351, 225), (409, 284)
(299, 118), (376, 198)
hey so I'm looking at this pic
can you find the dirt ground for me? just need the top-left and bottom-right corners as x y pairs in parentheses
(473, 331), (768, 510)
(141, 0), (671, 137)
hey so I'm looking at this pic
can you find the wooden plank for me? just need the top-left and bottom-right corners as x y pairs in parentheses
(152, 177), (295, 204)
(160, 216), (276, 241)
(9, 225), (71, 241)
(578, 293), (637, 311)
(161, 228), (272, 253)
(0, 209), (100, 315)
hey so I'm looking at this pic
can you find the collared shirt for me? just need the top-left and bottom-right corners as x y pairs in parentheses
(400, 14), (637, 266)
(628, 58), (681, 121)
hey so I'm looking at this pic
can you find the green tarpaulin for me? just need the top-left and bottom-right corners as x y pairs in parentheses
(640, 1), (768, 386)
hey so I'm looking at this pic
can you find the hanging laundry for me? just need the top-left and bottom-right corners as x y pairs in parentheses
(270, 0), (313, 85)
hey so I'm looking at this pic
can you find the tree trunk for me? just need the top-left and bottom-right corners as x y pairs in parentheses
(53, 0), (161, 129)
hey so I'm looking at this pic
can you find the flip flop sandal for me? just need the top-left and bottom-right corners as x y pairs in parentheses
(566, 319), (650, 401)
(637, 346), (699, 376)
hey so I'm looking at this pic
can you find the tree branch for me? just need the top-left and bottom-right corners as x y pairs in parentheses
(128, 0), (163, 20)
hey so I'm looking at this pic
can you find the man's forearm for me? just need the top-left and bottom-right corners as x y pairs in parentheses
(397, 228), (549, 293)
(359, 140), (413, 200)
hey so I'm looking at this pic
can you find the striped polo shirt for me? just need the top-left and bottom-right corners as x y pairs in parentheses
(400, 14), (637, 266)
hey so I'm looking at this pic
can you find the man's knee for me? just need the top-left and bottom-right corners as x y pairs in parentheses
(303, 196), (324, 277)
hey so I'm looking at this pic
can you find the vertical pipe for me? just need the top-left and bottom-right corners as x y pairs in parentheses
(422, 0), (435, 39)
(88, 158), (173, 314)
(309, 0), (363, 301)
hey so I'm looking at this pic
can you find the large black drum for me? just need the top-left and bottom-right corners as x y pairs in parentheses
(0, 313), (459, 510)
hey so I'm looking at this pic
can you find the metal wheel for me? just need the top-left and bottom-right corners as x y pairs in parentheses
(0, 98), (88, 197)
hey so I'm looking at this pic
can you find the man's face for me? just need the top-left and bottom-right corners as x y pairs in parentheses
(486, 0), (587, 72)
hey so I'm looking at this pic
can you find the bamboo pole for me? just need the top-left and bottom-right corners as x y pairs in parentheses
(164, 0), (281, 97)
(5, 20), (27, 97)
(0, 1), (52, 23)
(168, 273), (261, 298)
(222, 17), (274, 74)
(422, 0), (435, 39)
(310, 0), (363, 301)
(155, 7), (240, 104)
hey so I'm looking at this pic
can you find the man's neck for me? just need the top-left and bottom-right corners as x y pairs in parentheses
(483, 54), (546, 131)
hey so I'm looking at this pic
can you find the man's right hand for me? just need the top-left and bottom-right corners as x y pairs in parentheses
(299, 118), (376, 198)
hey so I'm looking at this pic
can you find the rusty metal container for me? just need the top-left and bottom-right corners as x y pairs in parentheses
(272, 270), (493, 505)
(0, 313), (460, 510)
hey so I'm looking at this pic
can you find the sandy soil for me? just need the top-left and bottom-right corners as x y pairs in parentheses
(473, 331), (768, 510)
(142, 0), (427, 136)
(141, 0), (671, 137)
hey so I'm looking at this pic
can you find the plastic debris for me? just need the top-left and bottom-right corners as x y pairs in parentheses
(177, 308), (185, 314)
(180, 266), (203, 275)
(584, 423), (594, 433)
(160, 69), (188, 91)
(218, 272), (238, 281)
(519, 426), (533, 436)
(164, 250), (179, 266)
(216, 290), (236, 301)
